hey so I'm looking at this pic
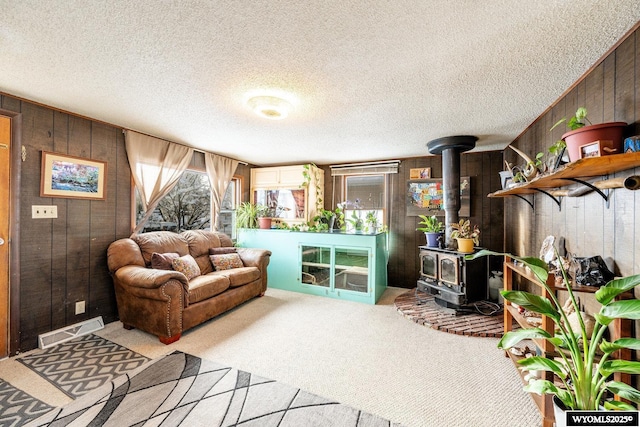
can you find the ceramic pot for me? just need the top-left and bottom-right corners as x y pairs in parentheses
(456, 238), (474, 253)
(258, 217), (272, 229)
(562, 122), (626, 162)
(425, 232), (443, 248)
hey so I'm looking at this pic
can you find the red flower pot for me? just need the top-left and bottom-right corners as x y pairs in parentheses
(562, 122), (626, 162)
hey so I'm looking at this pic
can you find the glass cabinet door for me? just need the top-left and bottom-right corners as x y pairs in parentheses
(334, 247), (369, 293)
(300, 245), (331, 287)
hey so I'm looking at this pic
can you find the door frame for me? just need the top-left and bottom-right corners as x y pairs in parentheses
(1, 108), (21, 356)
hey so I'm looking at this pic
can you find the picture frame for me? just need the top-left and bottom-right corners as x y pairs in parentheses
(579, 141), (601, 159)
(409, 168), (431, 179)
(406, 177), (470, 216)
(40, 151), (107, 200)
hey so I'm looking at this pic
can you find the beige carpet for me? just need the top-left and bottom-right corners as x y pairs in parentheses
(0, 287), (539, 427)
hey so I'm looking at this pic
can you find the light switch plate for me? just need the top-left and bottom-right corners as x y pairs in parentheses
(32, 205), (58, 219)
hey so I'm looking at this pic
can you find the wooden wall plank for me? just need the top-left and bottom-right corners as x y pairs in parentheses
(50, 111), (69, 331)
(19, 103), (55, 349)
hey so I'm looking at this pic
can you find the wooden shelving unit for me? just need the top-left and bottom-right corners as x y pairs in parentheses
(503, 257), (632, 427)
(488, 151), (640, 208)
(503, 257), (556, 427)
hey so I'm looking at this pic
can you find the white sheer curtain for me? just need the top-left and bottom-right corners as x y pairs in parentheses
(125, 130), (194, 235)
(205, 153), (238, 230)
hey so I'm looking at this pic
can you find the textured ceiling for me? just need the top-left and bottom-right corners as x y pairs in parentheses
(1, 1), (639, 166)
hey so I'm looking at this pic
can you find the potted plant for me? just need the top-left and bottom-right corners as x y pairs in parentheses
(235, 202), (260, 229)
(256, 204), (272, 229)
(346, 211), (363, 233)
(468, 249), (640, 425)
(312, 208), (337, 232)
(550, 107), (626, 162)
(364, 211), (379, 234)
(449, 219), (479, 253)
(416, 214), (444, 247)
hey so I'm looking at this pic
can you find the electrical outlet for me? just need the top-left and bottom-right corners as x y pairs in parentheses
(75, 301), (86, 315)
(32, 205), (58, 219)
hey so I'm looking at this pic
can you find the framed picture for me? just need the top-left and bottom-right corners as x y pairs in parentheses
(40, 151), (107, 200)
(406, 177), (470, 216)
(579, 142), (601, 159)
(409, 168), (431, 179)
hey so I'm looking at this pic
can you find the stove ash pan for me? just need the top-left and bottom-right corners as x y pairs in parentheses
(417, 247), (487, 307)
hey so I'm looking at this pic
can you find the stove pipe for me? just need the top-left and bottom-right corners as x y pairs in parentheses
(427, 135), (477, 248)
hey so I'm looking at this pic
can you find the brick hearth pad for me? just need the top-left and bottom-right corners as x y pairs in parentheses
(394, 288), (505, 338)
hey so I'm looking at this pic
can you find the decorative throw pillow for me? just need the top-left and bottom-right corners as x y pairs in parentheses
(151, 252), (179, 270)
(172, 254), (201, 280)
(210, 253), (244, 271)
(209, 247), (237, 255)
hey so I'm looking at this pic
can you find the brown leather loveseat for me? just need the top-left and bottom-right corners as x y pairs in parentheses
(107, 230), (271, 344)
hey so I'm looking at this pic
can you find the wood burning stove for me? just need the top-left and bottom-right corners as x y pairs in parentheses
(417, 246), (487, 310)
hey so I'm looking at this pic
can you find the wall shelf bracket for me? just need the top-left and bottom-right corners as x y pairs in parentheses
(513, 194), (534, 209)
(533, 189), (562, 211)
(564, 177), (610, 203)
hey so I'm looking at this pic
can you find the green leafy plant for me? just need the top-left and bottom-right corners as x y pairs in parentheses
(550, 107), (591, 132)
(449, 219), (480, 245)
(364, 211), (379, 233)
(416, 214), (443, 233)
(301, 163), (323, 212)
(549, 139), (567, 156)
(469, 249), (640, 411)
(346, 211), (363, 231)
(235, 202), (260, 229)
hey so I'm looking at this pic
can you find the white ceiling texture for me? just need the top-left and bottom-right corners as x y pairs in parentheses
(1, 1), (639, 166)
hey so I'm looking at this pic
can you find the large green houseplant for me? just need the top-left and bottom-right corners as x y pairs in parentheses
(469, 249), (640, 412)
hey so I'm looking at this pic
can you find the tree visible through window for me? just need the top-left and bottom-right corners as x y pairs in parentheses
(136, 170), (211, 233)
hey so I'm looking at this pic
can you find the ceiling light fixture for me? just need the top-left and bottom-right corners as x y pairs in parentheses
(247, 95), (293, 120)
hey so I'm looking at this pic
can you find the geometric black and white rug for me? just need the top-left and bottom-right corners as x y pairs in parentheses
(0, 379), (53, 426)
(25, 351), (403, 426)
(17, 334), (150, 399)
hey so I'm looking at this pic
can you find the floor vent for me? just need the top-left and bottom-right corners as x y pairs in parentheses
(38, 316), (105, 349)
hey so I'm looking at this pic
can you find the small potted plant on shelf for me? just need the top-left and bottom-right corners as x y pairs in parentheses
(364, 211), (379, 234)
(256, 204), (272, 229)
(550, 107), (626, 162)
(346, 211), (363, 233)
(468, 248), (640, 426)
(416, 214), (444, 248)
(449, 219), (479, 253)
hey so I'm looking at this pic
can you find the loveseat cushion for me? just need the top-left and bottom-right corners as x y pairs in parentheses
(217, 266), (261, 288)
(151, 252), (179, 270)
(182, 230), (230, 275)
(133, 232), (189, 267)
(187, 274), (230, 304)
(210, 253), (244, 270)
(172, 254), (201, 280)
(209, 247), (237, 255)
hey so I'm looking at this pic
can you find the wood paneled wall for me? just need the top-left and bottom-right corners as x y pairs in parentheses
(506, 27), (640, 278)
(1, 94), (131, 352)
(322, 151), (505, 289)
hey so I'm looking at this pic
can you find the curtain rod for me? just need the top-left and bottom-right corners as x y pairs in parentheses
(330, 159), (401, 169)
(123, 129), (248, 165)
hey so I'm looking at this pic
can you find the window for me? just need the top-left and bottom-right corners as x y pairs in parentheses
(343, 174), (386, 228)
(218, 176), (241, 238)
(135, 170), (211, 233)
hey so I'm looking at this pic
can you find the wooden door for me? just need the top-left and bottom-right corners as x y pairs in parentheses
(0, 115), (10, 357)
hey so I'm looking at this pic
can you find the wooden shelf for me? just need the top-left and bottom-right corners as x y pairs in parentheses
(489, 151), (640, 197)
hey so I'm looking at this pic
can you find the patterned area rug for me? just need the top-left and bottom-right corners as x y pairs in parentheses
(0, 380), (53, 426)
(17, 334), (150, 399)
(26, 351), (403, 426)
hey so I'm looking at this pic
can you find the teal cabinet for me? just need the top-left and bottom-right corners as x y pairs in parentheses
(237, 229), (388, 304)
